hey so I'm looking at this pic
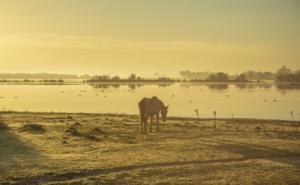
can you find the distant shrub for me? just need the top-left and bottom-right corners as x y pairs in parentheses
(66, 127), (80, 136)
(173, 123), (183, 127)
(84, 134), (99, 141)
(73, 122), (81, 126)
(207, 72), (229, 82)
(66, 126), (102, 141)
(255, 126), (262, 131)
(22, 123), (46, 133)
(90, 128), (106, 135)
(0, 120), (9, 130)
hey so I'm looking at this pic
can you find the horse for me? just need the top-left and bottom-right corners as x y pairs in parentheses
(138, 96), (168, 134)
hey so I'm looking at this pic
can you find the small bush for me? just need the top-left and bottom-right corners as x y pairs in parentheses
(255, 126), (262, 131)
(66, 127), (100, 141)
(22, 123), (46, 133)
(66, 127), (80, 136)
(0, 120), (9, 130)
(73, 122), (81, 126)
(173, 123), (183, 127)
(84, 134), (99, 141)
(91, 128), (106, 135)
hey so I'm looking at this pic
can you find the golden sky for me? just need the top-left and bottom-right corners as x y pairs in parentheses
(0, 0), (299, 76)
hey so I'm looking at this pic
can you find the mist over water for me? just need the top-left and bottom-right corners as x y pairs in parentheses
(0, 83), (299, 120)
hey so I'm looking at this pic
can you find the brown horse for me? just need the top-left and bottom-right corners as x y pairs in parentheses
(138, 96), (168, 134)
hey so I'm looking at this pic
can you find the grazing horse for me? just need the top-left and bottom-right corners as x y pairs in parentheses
(138, 96), (168, 134)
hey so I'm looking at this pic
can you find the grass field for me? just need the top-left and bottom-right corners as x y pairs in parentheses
(0, 112), (300, 185)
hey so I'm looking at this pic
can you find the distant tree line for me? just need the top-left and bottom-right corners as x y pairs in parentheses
(0, 79), (64, 83)
(0, 73), (90, 79)
(189, 72), (247, 82)
(179, 71), (210, 80)
(275, 66), (300, 83)
(40, 79), (64, 83)
(87, 74), (176, 83)
(180, 70), (273, 82)
(1, 66), (299, 84)
(87, 66), (300, 83)
(180, 66), (300, 83)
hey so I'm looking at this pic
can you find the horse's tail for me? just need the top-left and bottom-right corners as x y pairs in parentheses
(138, 98), (146, 123)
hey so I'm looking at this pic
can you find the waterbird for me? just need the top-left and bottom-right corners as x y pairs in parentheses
(195, 109), (199, 119)
(290, 111), (294, 120)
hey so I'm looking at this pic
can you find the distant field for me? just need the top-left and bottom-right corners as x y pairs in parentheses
(0, 112), (300, 185)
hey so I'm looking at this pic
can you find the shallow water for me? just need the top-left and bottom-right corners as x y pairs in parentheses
(0, 83), (299, 120)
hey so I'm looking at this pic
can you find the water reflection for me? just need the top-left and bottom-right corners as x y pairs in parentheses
(0, 83), (299, 120)
(89, 82), (300, 93)
(275, 84), (300, 90)
(235, 83), (273, 90)
(158, 84), (173, 88)
(275, 84), (300, 95)
(128, 84), (136, 90)
(206, 84), (229, 90)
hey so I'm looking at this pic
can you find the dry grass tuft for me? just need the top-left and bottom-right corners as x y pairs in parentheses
(65, 125), (102, 141)
(65, 126), (81, 136)
(21, 123), (46, 133)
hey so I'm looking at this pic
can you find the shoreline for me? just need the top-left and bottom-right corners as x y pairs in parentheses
(1, 111), (299, 123)
(1, 81), (300, 85)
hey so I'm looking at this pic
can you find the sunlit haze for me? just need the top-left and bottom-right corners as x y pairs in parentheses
(0, 0), (299, 76)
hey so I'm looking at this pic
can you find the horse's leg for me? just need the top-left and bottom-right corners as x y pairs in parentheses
(140, 114), (144, 134)
(150, 116), (153, 132)
(144, 115), (148, 134)
(156, 114), (159, 131)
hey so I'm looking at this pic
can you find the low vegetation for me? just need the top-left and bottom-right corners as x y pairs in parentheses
(0, 112), (299, 184)
(87, 74), (176, 83)
(0, 120), (8, 130)
(21, 123), (46, 133)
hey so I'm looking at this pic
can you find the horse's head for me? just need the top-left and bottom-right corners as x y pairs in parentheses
(161, 106), (169, 122)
